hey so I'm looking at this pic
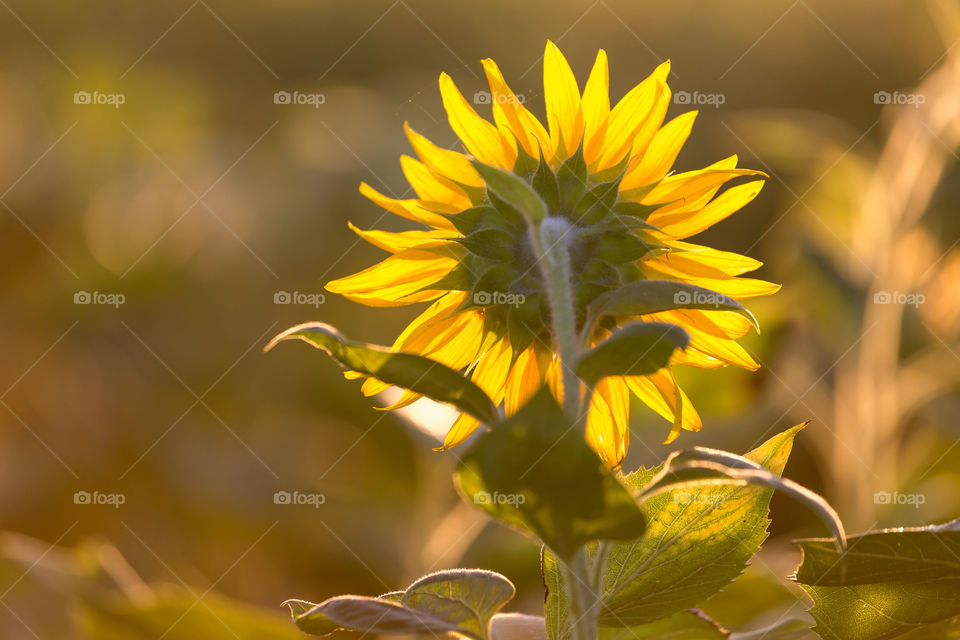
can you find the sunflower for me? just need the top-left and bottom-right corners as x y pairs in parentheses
(326, 41), (778, 467)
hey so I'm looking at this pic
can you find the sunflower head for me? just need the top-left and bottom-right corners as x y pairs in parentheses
(326, 42), (778, 467)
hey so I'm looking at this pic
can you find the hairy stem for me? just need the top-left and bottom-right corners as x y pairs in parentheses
(562, 548), (598, 640)
(534, 216), (581, 417)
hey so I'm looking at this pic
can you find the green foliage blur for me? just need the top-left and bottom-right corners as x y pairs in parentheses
(2, 0), (959, 637)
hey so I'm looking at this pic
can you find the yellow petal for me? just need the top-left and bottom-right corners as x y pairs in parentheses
(440, 413), (481, 450)
(625, 369), (701, 443)
(681, 323), (759, 370)
(359, 182), (456, 231)
(326, 250), (457, 307)
(654, 180), (765, 239)
(655, 308), (754, 340)
(622, 110), (697, 190)
(396, 310), (484, 371)
(379, 388), (424, 411)
(348, 222), (455, 254)
(481, 58), (551, 160)
(503, 346), (546, 416)
(543, 40), (583, 162)
(404, 122), (484, 188)
(400, 155), (472, 210)
(439, 72), (516, 168)
(390, 290), (469, 351)
(595, 61), (671, 172)
(586, 377), (630, 468)
(440, 336), (513, 450)
(648, 241), (763, 277)
(638, 156), (765, 217)
(581, 49), (610, 166)
(469, 336), (513, 405)
(671, 347), (725, 369)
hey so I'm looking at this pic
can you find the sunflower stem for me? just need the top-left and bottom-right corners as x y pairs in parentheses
(534, 217), (581, 417)
(562, 547), (598, 640)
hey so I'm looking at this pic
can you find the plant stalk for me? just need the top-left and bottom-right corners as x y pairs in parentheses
(534, 217), (581, 417)
(563, 548), (598, 640)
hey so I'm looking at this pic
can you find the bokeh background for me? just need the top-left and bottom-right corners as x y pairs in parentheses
(2, 0), (960, 637)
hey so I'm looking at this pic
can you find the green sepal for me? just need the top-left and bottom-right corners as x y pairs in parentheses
(556, 146), (588, 213)
(458, 228), (516, 262)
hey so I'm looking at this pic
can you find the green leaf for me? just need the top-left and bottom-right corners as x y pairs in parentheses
(471, 160), (547, 223)
(584, 281), (759, 339)
(287, 569), (515, 639)
(265, 322), (498, 425)
(455, 387), (646, 559)
(638, 444), (846, 549)
(598, 610), (728, 640)
(544, 425), (803, 632)
(794, 519), (960, 640)
(574, 322), (690, 386)
(288, 596), (463, 637)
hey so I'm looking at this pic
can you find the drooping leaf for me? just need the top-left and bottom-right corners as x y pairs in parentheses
(544, 425), (803, 635)
(638, 443), (846, 549)
(794, 519), (960, 640)
(455, 387), (646, 560)
(471, 160), (547, 223)
(287, 569), (515, 639)
(584, 280), (759, 338)
(575, 322), (689, 386)
(265, 322), (498, 424)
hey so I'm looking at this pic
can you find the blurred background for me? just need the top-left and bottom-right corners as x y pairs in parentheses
(1, 0), (959, 637)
